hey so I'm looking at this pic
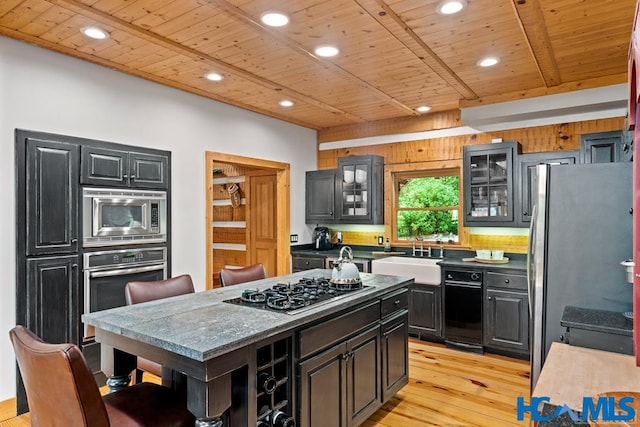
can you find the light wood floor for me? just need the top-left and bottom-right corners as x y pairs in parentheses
(0, 339), (531, 427)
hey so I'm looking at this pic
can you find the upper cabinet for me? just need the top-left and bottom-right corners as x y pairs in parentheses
(306, 169), (337, 223)
(580, 130), (624, 164)
(516, 151), (579, 225)
(23, 136), (79, 256)
(463, 142), (520, 227)
(336, 155), (384, 224)
(81, 146), (169, 189)
(305, 155), (384, 224)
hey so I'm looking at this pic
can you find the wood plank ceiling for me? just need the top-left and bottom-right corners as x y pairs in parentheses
(0, 0), (634, 131)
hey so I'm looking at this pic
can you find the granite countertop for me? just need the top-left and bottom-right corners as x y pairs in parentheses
(561, 306), (632, 336)
(82, 270), (412, 362)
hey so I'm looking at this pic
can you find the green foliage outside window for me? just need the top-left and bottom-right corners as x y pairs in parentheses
(396, 175), (459, 241)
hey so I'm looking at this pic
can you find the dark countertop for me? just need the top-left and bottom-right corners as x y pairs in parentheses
(291, 245), (528, 271)
(561, 306), (633, 336)
(437, 257), (527, 272)
(82, 270), (413, 362)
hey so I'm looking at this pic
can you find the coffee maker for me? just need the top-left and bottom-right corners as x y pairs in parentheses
(312, 226), (333, 250)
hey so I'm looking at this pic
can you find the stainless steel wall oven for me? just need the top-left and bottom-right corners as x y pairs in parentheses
(83, 246), (167, 339)
(82, 187), (167, 247)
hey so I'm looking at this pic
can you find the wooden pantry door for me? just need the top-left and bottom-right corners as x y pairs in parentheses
(247, 170), (278, 277)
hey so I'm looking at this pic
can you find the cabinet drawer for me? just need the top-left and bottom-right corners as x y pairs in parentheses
(292, 256), (325, 270)
(486, 271), (527, 291)
(381, 288), (408, 318)
(298, 300), (380, 359)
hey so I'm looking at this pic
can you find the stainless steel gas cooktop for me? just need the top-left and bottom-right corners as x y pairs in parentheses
(223, 276), (368, 315)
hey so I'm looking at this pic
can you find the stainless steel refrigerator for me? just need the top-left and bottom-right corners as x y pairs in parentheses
(528, 162), (633, 389)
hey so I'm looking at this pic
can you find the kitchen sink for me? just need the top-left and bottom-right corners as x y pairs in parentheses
(371, 256), (441, 285)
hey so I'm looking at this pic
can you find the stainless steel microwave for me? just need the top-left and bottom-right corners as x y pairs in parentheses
(82, 188), (167, 247)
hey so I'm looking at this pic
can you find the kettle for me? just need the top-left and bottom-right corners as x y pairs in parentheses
(330, 246), (362, 286)
(312, 226), (333, 250)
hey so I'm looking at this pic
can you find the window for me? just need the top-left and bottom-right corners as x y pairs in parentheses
(394, 169), (460, 244)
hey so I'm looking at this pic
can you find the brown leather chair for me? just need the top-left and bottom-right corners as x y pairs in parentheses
(125, 274), (195, 382)
(9, 325), (195, 427)
(219, 264), (267, 287)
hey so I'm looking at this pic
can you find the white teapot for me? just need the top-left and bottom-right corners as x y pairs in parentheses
(330, 246), (362, 285)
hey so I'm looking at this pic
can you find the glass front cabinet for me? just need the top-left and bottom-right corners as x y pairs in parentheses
(463, 142), (521, 226)
(337, 155), (384, 224)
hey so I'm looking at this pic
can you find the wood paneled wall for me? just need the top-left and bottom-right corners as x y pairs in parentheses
(318, 116), (625, 254)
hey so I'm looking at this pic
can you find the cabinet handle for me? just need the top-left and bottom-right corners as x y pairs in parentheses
(123, 174), (128, 179)
(130, 175), (136, 180)
(487, 296), (492, 300)
(329, 211), (333, 215)
(467, 212), (471, 216)
(71, 238), (77, 243)
(523, 211), (528, 216)
(394, 300), (400, 306)
(340, 352), (349, 360)
(72, 264), (78, 269)
(504, 279), (510, 284)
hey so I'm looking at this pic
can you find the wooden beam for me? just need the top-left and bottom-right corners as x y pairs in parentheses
(354, 0), (478, 100)
(459, 73), (627, 108)
(317, 110), (462, 143)
(510, 0), (561, 87)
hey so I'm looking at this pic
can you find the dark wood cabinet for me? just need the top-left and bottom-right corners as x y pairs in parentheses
(463, 142), (520, 226)
(516, 151), (578, 224)
(24, 138), (79, 256)
(337, 155), (384, 224)
(381, 310), (409, 402)
(483, 271), (529, 356)
(304, 155), (384, 224)
(291, 254), (326, 272)
(23, 255), (80, 345)
(408, 284), (442, 339)
(81, 146), (168, 189)
(305, 169), (337, 223)
(298, 324), (380, 427)
(297, 288), (408, 426)
(580, 130), (623, 164)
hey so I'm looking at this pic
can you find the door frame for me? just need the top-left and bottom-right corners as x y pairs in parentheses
(205, 151), (290, 288)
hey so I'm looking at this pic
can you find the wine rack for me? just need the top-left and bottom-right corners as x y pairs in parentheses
(256, 336), (294, 426)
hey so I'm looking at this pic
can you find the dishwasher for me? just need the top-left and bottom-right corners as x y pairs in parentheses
(443, 269), (483, 352)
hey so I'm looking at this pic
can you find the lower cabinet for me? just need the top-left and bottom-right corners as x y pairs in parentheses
(292, 255), (326, 273)
(298, 324), (380, 427)
(22, 255), (80, 346)
(408, 284), (442, 339)
(483, 288), (529, 355)
(297, 288), (409, 427)
(381, 310), (409, 402)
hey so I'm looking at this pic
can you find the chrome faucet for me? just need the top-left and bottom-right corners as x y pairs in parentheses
(439, 245), (445, 258)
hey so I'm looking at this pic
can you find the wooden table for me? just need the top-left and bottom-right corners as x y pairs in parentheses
(534, 342), (640, 410)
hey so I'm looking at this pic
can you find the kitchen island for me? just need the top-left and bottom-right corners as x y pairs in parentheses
(82, 270), (412, 426)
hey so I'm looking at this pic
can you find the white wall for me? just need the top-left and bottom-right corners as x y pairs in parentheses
(0, 35), (317, 401)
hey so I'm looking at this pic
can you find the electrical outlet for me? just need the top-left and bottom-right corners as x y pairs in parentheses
(377, 236), (383, 245)
(290, 234), (298, 243)
(337, 232), (342, 243)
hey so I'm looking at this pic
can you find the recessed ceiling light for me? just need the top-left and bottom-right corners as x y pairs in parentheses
(315, 45), (339, 58)
(261, 11), (289, 27)
(437, 0), (467, 15)
(80, 26), (109, 40)
(279, 100), (295, 107)
(416, 105), (432, 113)
(477, 57), (499, 67)
(205, 72), (224, 81)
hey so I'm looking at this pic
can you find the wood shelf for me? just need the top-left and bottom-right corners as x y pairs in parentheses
(212, 175), (245, 185)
